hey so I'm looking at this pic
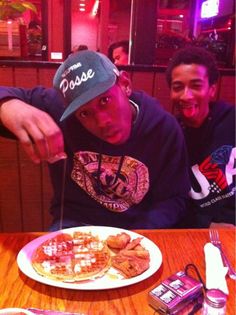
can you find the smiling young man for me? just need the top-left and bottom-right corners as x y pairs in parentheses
(0, 50), (190, 231)
(166, 46), (235, 228)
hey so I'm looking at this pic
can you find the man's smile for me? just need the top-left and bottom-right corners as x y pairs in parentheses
(178, 103), (199, 118)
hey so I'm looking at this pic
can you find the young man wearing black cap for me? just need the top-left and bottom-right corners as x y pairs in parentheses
(0, 50), (190, 230)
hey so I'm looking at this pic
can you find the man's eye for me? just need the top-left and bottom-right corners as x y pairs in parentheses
(172, 85), (183, 92)
(100, 96), (110, 105)
(79, 110), (89, 118)
(192, 84), (202, 90)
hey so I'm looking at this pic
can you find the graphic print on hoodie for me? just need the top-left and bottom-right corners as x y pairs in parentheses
(71, 151), (149, 212)
(190, 145), (235, 208)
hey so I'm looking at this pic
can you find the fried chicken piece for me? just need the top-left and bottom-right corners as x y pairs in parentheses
(124, 237), (143, 250)
(106, 232), (131, 249)
(119, 248), (150, 259)
(112, 250), (150, 278)
(106, 233), (150, 278)
(111, 237), (150, 278)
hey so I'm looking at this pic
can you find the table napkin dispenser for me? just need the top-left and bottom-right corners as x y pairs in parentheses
(148, 271), (203, 314)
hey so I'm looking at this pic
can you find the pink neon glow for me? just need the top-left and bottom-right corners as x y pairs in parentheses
(201, 0), (219, 18)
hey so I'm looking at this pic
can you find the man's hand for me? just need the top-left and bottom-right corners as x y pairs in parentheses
(0, 99), (66, 163)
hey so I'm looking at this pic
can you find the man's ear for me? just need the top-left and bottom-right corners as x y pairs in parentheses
(117, 70), (132, 97)
(209, 83), (217, 100)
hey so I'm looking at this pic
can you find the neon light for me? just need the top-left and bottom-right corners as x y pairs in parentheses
(201, 0), (219, 18)
(92, 0), (99, 16)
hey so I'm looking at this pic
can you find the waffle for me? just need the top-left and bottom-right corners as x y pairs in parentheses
(32, 231), (111, 282)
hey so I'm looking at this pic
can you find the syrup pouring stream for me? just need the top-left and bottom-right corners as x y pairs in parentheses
(59, 158), (67, 230)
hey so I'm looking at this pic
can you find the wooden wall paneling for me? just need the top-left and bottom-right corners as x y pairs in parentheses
(14, 68), (38, 87)
(38, 68), (57, 87)
(0, 67), (14, 86)
(42, 163), (53, 231)
(153, 72), (172, 113)
(131, 71), (155, 96)
(18, 147), (43, 231)
(0, 138), (22, 232)
(218, 75), (235, 105)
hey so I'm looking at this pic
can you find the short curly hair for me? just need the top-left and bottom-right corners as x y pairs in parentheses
(166, 46), (219, 87)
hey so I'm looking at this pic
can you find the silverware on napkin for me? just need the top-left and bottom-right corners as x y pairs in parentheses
(209, 229), (236, 280)
(204, 242), (229, 295)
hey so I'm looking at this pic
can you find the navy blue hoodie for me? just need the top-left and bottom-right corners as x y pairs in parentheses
(0, 86), (190, 229)
(180, 100), (235, 227)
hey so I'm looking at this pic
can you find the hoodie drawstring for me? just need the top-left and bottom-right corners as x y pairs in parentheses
(96, 154), (125, 194)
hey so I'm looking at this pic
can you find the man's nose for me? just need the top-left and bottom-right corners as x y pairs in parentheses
(180, 87), (194, 100)
(95, 111), (111, 127)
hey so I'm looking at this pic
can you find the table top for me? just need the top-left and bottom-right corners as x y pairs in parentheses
(0, 228), (235, 315)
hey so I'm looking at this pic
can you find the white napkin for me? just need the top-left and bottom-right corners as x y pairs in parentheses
(204, 242), (229, 295)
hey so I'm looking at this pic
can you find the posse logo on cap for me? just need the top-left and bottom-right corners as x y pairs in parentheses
(53, 50), (120, 121)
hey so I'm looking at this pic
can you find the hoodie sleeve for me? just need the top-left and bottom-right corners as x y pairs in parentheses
(0, 86), (64, 122)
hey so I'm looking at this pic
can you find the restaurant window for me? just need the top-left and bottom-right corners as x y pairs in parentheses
(108, 0), (131, 48)
(2, 0), (232, 66)
(156, 0), (235, 67)
(193, 0), (235, 68)
(70, 0), (131, 57)
(156, 0), (192, 65)
(0, 0), (47, 60)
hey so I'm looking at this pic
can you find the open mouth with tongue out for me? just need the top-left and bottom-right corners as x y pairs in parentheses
(178, 103), (199, 118)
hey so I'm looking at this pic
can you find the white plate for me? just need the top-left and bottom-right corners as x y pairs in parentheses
(17, 226), (162, 290)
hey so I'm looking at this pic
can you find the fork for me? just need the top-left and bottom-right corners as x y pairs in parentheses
(209, 229), (236, 280)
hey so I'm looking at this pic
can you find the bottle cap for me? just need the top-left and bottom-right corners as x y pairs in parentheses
(205, 289), (227, 308)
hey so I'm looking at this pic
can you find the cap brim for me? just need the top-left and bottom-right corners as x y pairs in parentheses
(60, 75), (117, 121)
